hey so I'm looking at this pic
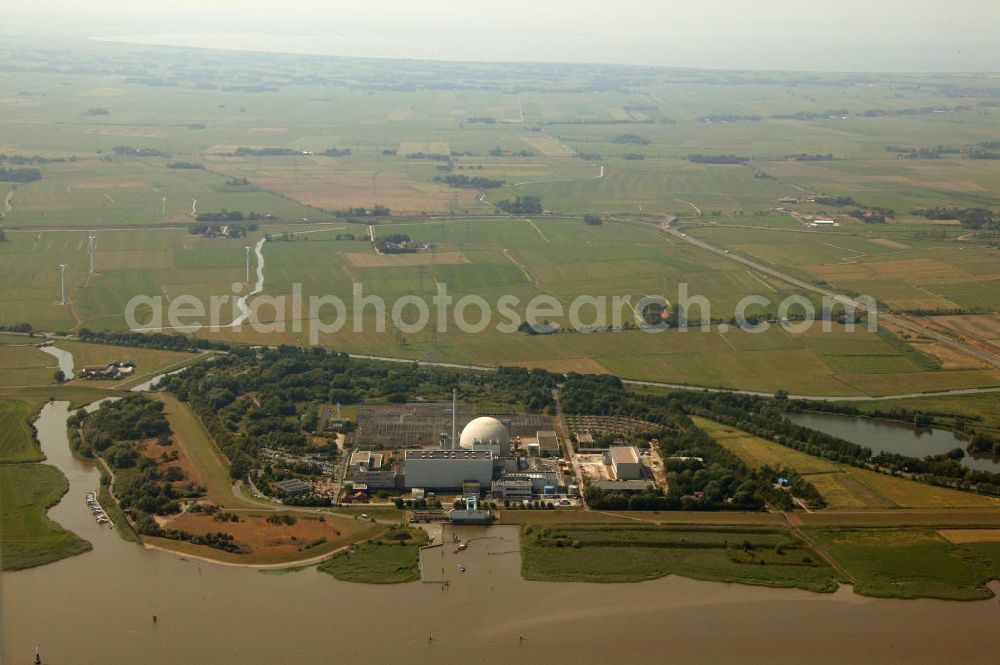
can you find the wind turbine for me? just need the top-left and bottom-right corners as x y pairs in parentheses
(88, 234), (97, 273)
(162, 196), (167, 217)
(59, 264), (67, 305)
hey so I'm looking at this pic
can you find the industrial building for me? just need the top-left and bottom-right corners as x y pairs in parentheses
(349, 450), (398, 490)
(524, 430), (560, 457)
(491, 477), (533, 499)
(608, 446), (643, 480)
(403, 449), (494, 490)
(400, 394), (569, 498)
(272, 478), (312, 496)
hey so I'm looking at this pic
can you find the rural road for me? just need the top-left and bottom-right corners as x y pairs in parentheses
(662, 223), (1000, 370)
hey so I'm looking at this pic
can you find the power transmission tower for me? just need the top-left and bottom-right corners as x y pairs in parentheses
(59, 264), (67, 305)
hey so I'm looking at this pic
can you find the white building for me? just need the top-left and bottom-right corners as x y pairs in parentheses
(404, 449), (494, 490)
(609, 446), (642, 480)
(459, 416), (510, 457)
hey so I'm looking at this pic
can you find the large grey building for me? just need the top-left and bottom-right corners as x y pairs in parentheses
(403, 449), (494, 490)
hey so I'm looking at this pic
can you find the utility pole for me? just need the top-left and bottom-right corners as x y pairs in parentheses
(59, 264), (67, 305)
(244, 246), (251, 283)
(88, 234), (97, 273)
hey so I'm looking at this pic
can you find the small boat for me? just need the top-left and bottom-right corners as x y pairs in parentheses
(456, 543), (468, 551)
(458, 564), (466, 573)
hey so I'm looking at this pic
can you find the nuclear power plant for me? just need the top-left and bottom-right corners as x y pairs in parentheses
(344, 388), (570, 506)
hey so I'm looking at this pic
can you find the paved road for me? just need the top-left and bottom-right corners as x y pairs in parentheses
(552, 387), (585, 505)
(662, 223), (1000, 370)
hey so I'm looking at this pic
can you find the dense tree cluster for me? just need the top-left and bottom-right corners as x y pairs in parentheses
(0, 167), (42, 182)
(687, 154), (749, 164)
(333, 205), (390, 218)
(68, 396), (203, 537)
(231, 147), (302, 156)
(113, 146), (170, 157)
(612, 134), (651, 145)
(912, 207), (997, 230)
(77, 329), (229, 352)
(195, 209), (262, 223)
(166, 161), (205, 169)
(496, 196), (542, 215)
(434, 174), (505, 189)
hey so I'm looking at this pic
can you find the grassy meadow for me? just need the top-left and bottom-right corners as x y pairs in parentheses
(520, 524), (840, 592)
(0, 463), (92, 571)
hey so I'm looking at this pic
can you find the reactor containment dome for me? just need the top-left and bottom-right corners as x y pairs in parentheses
(459, 417), (510, 452)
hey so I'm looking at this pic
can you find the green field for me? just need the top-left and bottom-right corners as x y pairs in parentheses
(520, 524), (840, 592)
(317, 527), (428, 583)
(808, 528), (1000, 600)
(0, 463), (91, 571)
(0, 397), (42, 462)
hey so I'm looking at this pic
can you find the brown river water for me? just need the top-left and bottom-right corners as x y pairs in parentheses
(3, 401), (999, 664)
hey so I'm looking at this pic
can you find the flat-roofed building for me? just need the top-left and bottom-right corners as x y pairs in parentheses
(403, 449), (494, 490)
(609, 446), (642, 480)
(491, 478), (533, 499)
(273, 478), (312, 496)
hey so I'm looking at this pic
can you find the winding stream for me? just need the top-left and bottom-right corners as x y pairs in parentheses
(38, 344), (74, 380)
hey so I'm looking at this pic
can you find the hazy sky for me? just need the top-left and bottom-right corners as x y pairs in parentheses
(5, 0), (999, 71)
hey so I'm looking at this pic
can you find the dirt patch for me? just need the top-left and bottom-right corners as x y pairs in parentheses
(162, 512), (347, 557)
(517, 357), (610, 374)
(939, 529), (1000, 544)
(343, 250), (470, 268)
(138, 436), (203, 488)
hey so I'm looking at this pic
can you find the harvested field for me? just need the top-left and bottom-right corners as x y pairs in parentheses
(342, 249), (469, 267)
(251, 175), (477, 214)
(938, 529), (1000, 544)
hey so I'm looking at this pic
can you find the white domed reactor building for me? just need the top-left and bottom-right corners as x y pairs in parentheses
(459, 416), (510, 456)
